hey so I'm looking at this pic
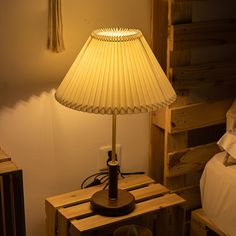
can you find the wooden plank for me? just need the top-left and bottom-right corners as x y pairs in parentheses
(167, 142), (220, 177)
(168, 99), (233, 133)
(171, 61), (236, 90)
(70, 193), (185, 234)
(169, 19), (236, 50)
(58, 184), (169, 236)
(191, 209), (227, 236)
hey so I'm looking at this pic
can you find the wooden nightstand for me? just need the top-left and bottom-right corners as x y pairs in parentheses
(45, 175), (185, 236)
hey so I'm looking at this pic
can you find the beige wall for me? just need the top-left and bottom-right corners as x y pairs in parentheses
(0, 1), (152, 236)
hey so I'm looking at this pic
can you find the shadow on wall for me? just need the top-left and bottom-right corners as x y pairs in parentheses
(0, 82), (58, 110)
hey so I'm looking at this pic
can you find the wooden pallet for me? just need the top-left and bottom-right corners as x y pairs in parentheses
(45, 175), (185, 236)
(191, 208), (226, 236)
(150, 0), (236, 234)
(0, 148), (26, 236)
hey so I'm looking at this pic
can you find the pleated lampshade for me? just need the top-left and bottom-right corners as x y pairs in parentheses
(55, 28), (176, 114)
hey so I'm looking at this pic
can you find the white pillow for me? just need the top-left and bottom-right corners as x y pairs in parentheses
(217, 129), (236, 166)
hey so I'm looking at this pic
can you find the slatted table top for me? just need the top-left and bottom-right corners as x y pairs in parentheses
(45, 175), (185, 236)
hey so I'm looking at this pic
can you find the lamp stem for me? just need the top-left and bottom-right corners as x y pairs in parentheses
(108, 114), (118, 199)
(112, 114), (116, 162)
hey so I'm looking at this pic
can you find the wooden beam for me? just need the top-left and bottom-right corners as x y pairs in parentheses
(171, 61), (236, 90)
(169, 19), (236, 50)
(166, 142), (220, 177)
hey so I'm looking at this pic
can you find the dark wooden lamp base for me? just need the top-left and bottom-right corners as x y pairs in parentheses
(90, 189), (135, 216)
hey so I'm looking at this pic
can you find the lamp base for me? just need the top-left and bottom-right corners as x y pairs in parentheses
(90, 189), (135, 216)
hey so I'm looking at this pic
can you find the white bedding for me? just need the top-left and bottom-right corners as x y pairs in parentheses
(200, 151), (236, 236)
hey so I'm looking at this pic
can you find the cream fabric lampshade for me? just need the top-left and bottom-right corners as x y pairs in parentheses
(55, 28), (176, 114)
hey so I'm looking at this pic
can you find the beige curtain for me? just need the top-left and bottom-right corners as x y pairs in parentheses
(48, 0), (65, 53)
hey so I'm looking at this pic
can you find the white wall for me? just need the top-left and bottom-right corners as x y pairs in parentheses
(0, 1), (152, 236)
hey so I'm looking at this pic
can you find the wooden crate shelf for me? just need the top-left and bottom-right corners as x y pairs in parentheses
(46, 175), (185, 236)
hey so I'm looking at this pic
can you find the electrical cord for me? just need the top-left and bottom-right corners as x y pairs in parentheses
(81, 166), (145, 189)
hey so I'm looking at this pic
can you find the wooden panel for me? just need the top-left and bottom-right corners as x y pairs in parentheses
(169, 19), (236, 50)
(170, 1), (192, 24)
(167, 143), (219, 177)
(168, 99), (232, 133)
(172, 61), (236, 90)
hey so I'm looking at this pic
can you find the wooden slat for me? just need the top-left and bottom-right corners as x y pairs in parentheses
(167, 142), (220, 177)
(168, 99), (232, 133)
(169, 19), (236, 50)
(171, 61), (236, 90)
(70, 193), (185, 234)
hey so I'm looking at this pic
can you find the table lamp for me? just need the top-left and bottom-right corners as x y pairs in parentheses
(55, 28), (176, 216)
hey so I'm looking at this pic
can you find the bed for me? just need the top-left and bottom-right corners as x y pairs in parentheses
(200, 151), (236, 236)
(200, 99), (236, 236)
